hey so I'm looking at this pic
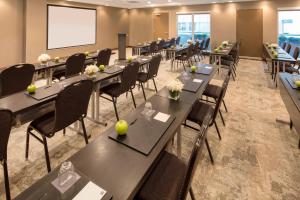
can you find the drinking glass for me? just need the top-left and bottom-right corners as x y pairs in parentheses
(58, 161), (76, 188)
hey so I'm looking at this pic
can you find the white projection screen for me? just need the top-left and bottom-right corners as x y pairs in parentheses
(47, 5), (97, 49)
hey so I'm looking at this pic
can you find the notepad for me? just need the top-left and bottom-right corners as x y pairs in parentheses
(193, 79), (203, 83)
(73, 181), (106, 200)
(154, 112), (170, 123)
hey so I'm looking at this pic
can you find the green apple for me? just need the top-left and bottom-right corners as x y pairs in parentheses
(191, 65), (197, 73)
(99, 65), (105, 72)
(295, 80), (300, 88)
(85, 51), (90, 56)
(115, 120), (128, 136)
(27, 84), (37, 94)
(54, 57), (60, 63)
(128, 57), (133, 63)
(273, 52), (278, 58)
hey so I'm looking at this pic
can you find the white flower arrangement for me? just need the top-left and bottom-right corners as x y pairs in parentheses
(84, 64), (99, 76)
(38, 54), (51, 63)
(222, 41), (229, 46)
(187, 39), (193, 44)
(270, 43), (279, 48)
(167, 79), (184, 92)
(157, 38), (162, 41)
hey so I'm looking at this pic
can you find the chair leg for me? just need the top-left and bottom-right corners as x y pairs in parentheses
(42, 136), (51, 173)
(80, 119), (89, 145)
(189, 187), (196, 200)
(290, 119), (293, 130)
(152, 78), (158, 92)
(63, 128), (66, 135)
(112, 97), (119, 121)
(25, 128), (30, 160)
(219, 110), (226, 126)
(3, 160), (11, 200)
(130, 88), (137, 108)
(222, 100), (228, 113)
(214, 121), (222, 140)
(140, 82), (147, 101)
(205, 138), (214, 165)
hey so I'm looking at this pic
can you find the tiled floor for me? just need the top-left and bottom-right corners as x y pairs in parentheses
(1, 51), (300, 199)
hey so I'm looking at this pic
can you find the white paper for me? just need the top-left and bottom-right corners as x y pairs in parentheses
(193, 79), (203, 83)
(205, 66), (212, 69)
(154, 112), (170, 123)
(119, 65), (125, 69)
(73, 181), (106, 200)
(142, 58), (148, 61)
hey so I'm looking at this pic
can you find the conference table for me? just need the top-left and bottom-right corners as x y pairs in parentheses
(210, 42), (237, 66)
(263, 43), (296, 86)
(165, 44), (190, 70)
(14, 63), (218, 200)
(132, 39), (174, 56)
(0, 56), (152, 127)
(278, 72), (300, 148)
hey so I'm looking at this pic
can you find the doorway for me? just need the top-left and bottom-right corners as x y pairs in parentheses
(153, 13), (169, 40)
(236, 9), (263, 57)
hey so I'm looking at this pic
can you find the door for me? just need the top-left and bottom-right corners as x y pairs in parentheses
(153, 13), (169, 40)
(237, 9), (263, 57)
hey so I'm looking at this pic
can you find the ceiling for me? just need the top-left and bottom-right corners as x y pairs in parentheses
(67, 0), (259, 9)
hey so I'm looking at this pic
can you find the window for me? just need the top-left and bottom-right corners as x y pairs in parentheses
(177, 13), (210, 44)
(278, 10), (300, 49)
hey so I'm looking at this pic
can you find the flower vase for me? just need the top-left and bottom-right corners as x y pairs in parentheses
(169, 90), (180, 101)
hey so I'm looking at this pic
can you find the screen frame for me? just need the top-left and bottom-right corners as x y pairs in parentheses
(47, 4), (97, 50)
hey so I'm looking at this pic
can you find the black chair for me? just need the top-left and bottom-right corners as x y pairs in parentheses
(53, 53), (86, 79)
(137, 55), (162, 100)
(281, 42), (287, 50)
(176, 36), (181, 45)
(202, 69), (232, 126)
(100, 62), (140, 121)
(184, 82), (227, 164)
(200, 38), (211, 57)
(169, 38), (176, 47)
(141, 41), (158, 56)
(174, 44), (194, 71)
(0, 109), (13, 200)
(0, 64), (34, 97)
(96, 48), (112, 66)
(279, 47), (300, 74)
(285, 43), (292, 54)
(156, 40), (165, 54)
(192, 41), (201, 62)
(26, 80), (93, 172)
(135, 124), (207, 200)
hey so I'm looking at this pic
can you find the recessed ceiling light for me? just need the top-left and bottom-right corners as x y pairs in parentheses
(212, 1), (217, 3)
(147, 1), (151, 4)
(168, 0), (172, 2)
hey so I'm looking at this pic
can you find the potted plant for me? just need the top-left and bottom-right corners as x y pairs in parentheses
(167, 79), (184, 101)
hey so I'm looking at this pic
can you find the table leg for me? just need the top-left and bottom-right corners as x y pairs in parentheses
(177, 125), (182, 158)
(276, 61), (279, 87)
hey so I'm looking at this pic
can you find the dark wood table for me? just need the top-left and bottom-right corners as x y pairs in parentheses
(263, 44), (296, 86)
(279, 73), (300, 148)
(209, 42), (236, 66)
(15, 65), (217, 200)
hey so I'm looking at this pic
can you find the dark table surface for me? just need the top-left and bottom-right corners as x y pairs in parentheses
(14, 64), (217, 200)
(263, 44), (296, 63)
(210, 42), (236, 56)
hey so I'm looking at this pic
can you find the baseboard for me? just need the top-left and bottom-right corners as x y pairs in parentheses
(240, 56), (263, 61)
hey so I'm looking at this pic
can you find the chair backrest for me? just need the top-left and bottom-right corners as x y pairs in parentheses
(285, 43), (292, 54)
(53, 80), (93, 133)
(120, 62), (140, 93)
(65, 53), (86, 77)
(147, 54), (162, 79)
(211, 72), (230, 122)
(193, 41), (200, 53)
(169, 38), (176, 46)
(281, 42), (287, 50)
(149, 41), (158, 53)
(204, 38), (210, 49)
(187, 44), (194, 58)
(176, 36), (181, 45)
(157, 40), (165, 51)
(292, 47), (300, 60)
(97, 48), (112, 66)
(179, 125), (207, 200)
(0, 109), (13, 161)
(0, 64), (35, 97)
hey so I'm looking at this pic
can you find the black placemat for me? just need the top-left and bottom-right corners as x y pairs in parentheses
(182, 80), (203, 93)
(25, 84), (62, 101)
(23, 169), (112, 200)
(286, 77), (300, 89)
(103, 65), (124, 74)
(190, 66), (213, 75)
(109, 114), (176, 156)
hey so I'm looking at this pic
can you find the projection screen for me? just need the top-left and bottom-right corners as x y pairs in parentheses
(47, 5), (97, 49)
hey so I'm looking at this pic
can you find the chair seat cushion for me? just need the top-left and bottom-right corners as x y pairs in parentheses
(203, 84), (222, 99)
(279, 65), (299, 73)
(187, 101), (214, 125)
(136, 151), (186, 200)
(29, 111), (55, 137)
(101, 82), (122, 97)
(138, 72), (148, 82)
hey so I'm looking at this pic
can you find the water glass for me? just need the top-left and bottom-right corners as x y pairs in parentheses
(58, 161), (76, 188)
